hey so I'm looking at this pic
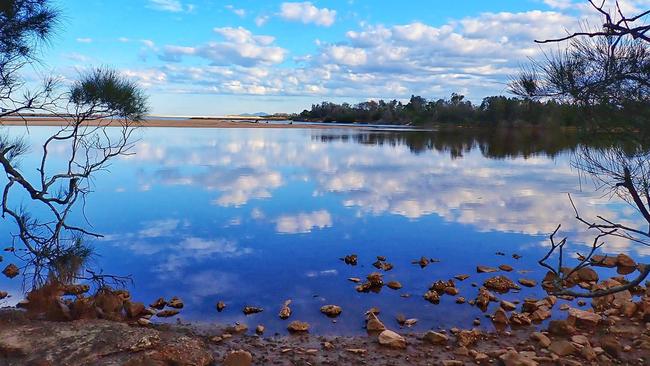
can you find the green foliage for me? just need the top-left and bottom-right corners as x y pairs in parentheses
(70, 68), (149, 121)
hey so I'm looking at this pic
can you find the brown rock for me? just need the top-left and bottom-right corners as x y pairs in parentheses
(167, 297), (183, 309)
(444, 287), (459, 296)
(287, 321), (309, 333)
(320, 305), (342, 317)
(150, 297), (166, 309)
(386, 281), (402, 290)
(366, 316), (386, 332)
(423, 331), (448, 344)
(547, 320), (575, 336)
(616, 253), (635, 268)
(348, 277), (361, 283)
(576, 267), (598, 282)
(216, 301), (226, 312)
(2, 264), (19, 279)
(500, 300), (517, 311)
(279, 300), (291, 319)
(492, 308), (509, 326)
(518, 278), (537, 287)
(454, 274), (470, 281)
(567, 307), (601, 328)
(499, 350), (538, 366)
(378, 330), (406, 349)
(531, 332), (551, 347)
(456, 296), (466, 304)
(499, 264), (513, 272)
(548, 340), (576, 356)
(477, 265), (498, 273)
(456, 329), (481, 347)
(590, 255), (617, 268)
(125, 301), (145, 318)
(600, 336), (622, 358)
(343, 254), (358, 265)
(243, 306), (263, 315)
(484, 275), (520, 293)
(255, 325), (265, 335)
(156, 309), (179, 318)
(367, 272), (383, 286)
(509, 312), (532, 326)
(424, 290), (440, 304)
(223, 350), (252, 366)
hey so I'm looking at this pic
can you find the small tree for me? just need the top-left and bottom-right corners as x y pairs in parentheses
(1, 0), (148, 289)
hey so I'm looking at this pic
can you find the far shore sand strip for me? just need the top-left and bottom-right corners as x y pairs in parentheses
(0, 117), (362, 129)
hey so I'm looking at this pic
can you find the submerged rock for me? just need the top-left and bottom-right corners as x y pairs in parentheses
(454, 274), (470, 281)
(279, 300), (292, 319)
(499, 264), (513, 272)
(150, 297), (166, 309)
(483, 275), (520, 293)
(287, 321), (309, 333)
(167, 296), (184, 309)
(156, 309), (179, 318)
(424, 290), (440, 304)
(518, 278), (537, 287)
(476, 265), (498, 273)
(320, 305), (342, 318)
(223, 350), (252, 366)
(2, 263), (19, 279)
(216, 301), (226, 312)
(386, 281), (402, 290)
(343, 254), (358, 265)
(243, 306), (264, 315)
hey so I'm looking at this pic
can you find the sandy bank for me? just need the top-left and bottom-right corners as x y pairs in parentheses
(0, 117), (361, 129)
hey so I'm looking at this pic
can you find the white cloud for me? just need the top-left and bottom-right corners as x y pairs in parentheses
(280, 2), (337, 27)
(147, 0), (192, 12)
(76, 37), (92, 43)
(225, 5), (246, 17)
(255, 15), (270, 27)
(275, 210), (333, 234)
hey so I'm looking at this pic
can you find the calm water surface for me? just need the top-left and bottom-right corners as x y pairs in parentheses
(0, 126), (647, 334)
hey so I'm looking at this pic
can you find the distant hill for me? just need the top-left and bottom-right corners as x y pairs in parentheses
(238, 112), (270, 117)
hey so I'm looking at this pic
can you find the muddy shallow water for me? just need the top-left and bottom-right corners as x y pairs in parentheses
(0, 126), (647, 335)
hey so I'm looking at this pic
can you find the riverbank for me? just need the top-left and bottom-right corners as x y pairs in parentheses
(1, 303), (648, 365)
(0, 117), (362, 129)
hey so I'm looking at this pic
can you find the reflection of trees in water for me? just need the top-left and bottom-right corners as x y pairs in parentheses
(313, 129), (649, 159)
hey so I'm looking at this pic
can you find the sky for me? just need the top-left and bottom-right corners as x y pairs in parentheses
(34, 0), (650, 115)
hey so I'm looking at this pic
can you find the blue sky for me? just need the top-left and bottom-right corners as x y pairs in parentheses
(37, 0), (648, 115)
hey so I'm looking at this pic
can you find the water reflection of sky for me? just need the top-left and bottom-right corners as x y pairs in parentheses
(0, 126), (647, 334)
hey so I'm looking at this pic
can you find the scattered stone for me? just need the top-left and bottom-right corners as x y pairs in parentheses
(0, 291), (7, 300)
(366, 272), (383, 286)
(456, 329), (482, 347)
(548, 320), (576, 336)
(378, 330), (406, 349)
(509, 312), (532, 326)
(531, 332), (551, 348)
(616, 253), (636, 268)
(279, 300), (291, 319)
(125, 301), (145, 318)
(456, 297), (466, 304)
(454, 274), (470, 281)
(484, 275), (520, 293)
(423, 331), (448, 344)
(415, 256), (430, 268)
(512, 254), (522, 259)
(228, 324), (248, 334)
(223, 350), (252, 366)
(549, 340), (576, 356)
(287, 321), (309, 333)
(167, 296), (184, 309)
(320, 305), (342, 318)
(499, 264), (513, 272)
(576, 267), (598, 282)
(492, 308), (509, 326)
(216, 301), (226, 312)
(347, 277), (361, 283)
(591, 255), (617, 268)
(243, 306), (263, 315)
(346, 348), (367, 355)
(2, 264), (19, 279)
(424, 290), (440, 304)
(501, 300), (517, 311)
(386, 281), (402, 290)
(343, 254), (358, 265)
(136, 318), (151, 326)
(444, 287), (459, 296)
(518, 278), (537, 287)
(567, 307), (601, 328)
(499, 350), (537, 366)
(156, 309), (179, 318)
(477, 265), (498, 273)
(403, 318), (417, 327)
(366, 313), (386, 332)
(150, 297), (166, 309)
(255, 325), (265, 335)
(600, 336), (622, 358)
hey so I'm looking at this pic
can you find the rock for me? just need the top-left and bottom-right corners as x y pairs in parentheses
(2, 264), (19, 279)
(509, 312), (532, 326)
(499, 264), (513, 272)
(474, 287), (493, 312)
(287, 321), (309, 333)
(243, 306), (263, 315)
(456, 296), (466, 304)
(531, 332), (551, 347)
(591, 255), (617, 268)
(580, 345), (597, 361)
(484, 275), (520, 293)
(600, 336), (621, 358)
(622, 301), (637, 317)
(414, 256), (430, 268)
(386, 281), (402, 290)
(366, 272), (383, 286)
(366, 313), (386, 332)
(492, 308), (509, 326)
(150, 297), (166, 309)
(454, 274), (470, 281)
(228, 323), (248, 334)
(576, 267), (598, 282)
(549, 340), (576, 356)
(567, 308), (601, 328)
(530, 308), (551, 322)
(156, 309), (179, 318)
(279, 300), (291, 319)
(430, 279), (454, 292)
(444, 287), (459, 296)
(223, 350), (252, 366)
(320, 305), (342, 317)
(424, 290), (440, 304)
(477, 265), (498, 273)
(167, 297), (183, 309)
(456, 329), (481, 347)
(322, 341), (334, 350)
(571, 335), (589, 345)
(136, 318), (151, 326)
(499, 350), (538, 366)
(378, 330), (406, 349)
(423, 331), (448, 344)
(500, 300), (517, 311)
(255, 325), (265, 335)
(403, 318), (417, 327)
(518, 278), (537, 287)
(346, 348), (367, 355)
(0, 291), (7, 300)
(441, 361), (463, 366)
(61, 284), (90, 296)
(547, 320), (575, 336)
(343, 254), (357, 265)
(125, 301), (145, 318)
(616, 253), (635, 268)
(216, 301), (226, 312)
